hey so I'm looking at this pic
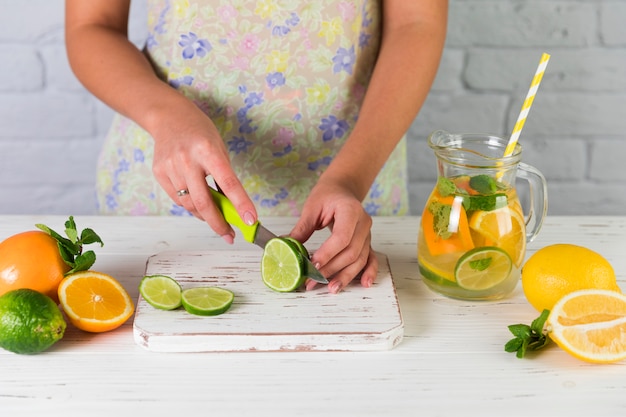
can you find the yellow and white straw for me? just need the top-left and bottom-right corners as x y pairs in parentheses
(504, 52), (551, 157)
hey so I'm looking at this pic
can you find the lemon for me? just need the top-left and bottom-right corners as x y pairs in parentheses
(139, 275), (183, 310)
(0, 288), (66, 354)
(522, 244), (620, 313)
(261, 237), (305, 292)
(469, 206), (526, 267)
(455, 247), (512, 290)
(181, 287), (234, 316)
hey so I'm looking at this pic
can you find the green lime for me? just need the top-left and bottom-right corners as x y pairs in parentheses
(454, 247), (512, 290)
(261, 237), (305, 292)
(418, 263), (458, 287)
(139, 275), (183, 310)
(0, 288), (66, 354)
(181, 287), (234, 316)
(283, 236), (310, 260)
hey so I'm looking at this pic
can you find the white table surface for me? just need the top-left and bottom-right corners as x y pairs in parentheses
(1, 215), (625, 417)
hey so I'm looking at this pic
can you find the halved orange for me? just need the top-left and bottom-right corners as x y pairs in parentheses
(58, 271), (134, 333)
(547, 289), (626, 363)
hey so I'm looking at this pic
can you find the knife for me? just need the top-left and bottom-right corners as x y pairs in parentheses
(209, 187), (328, 284)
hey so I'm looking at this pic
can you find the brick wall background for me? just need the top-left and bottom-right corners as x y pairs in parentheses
(1, 0), (625, 216)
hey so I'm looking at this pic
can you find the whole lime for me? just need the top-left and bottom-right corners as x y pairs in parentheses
(0, 288), (66, 354)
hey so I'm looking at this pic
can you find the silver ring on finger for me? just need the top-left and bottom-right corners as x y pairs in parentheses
(177, 189), (190, 197)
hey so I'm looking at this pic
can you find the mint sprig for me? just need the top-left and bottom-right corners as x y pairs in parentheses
(505, 309), (551, 358)
(36, 216), (104, 275)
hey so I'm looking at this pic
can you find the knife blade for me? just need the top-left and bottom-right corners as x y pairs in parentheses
(209, 187), (328, 284)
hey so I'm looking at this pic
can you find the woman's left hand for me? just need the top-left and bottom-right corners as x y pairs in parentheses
(289, 180), (378, 294)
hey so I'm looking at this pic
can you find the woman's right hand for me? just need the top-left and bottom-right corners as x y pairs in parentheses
(149, 99), (258, 244)
(65, 0), (257, 243)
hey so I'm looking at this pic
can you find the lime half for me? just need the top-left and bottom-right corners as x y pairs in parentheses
(261, 237), (305, 292)
(181, 287), (234, 316)
(139, 275), (182, 310)
(454, 247), (512, 290)
(283, 236), (310, 260)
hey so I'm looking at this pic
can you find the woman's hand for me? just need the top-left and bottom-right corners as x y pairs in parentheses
(289, 180), (378, 294)
(65, 0), (257, 243)
(149, 101), (257, 244)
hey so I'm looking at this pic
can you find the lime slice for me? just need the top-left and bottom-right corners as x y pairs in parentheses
(261, 237), (305, 292)
(139, 275), (182, 310)
(181, 287), (234, 316)
(454, 247), (512, 290)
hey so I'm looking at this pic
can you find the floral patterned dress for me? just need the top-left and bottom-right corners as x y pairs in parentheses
(96, 0), (409, 216)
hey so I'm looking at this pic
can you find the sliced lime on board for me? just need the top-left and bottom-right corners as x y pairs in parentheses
(181, 287), (234, 316)
(139, 275), (183, 310)
(454, 247), (512, 290)
(261, 237), (305, 292)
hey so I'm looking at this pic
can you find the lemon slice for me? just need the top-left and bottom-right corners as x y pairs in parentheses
(469, 206), (526, 267)
(181, 287), (234, 316)
(139, 275), (182, 311)
(261, 237), (305, 292)
(454, 247), (512, 290)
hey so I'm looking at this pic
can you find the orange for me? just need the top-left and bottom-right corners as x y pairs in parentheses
(0, 230), (70, 302)
(547, 289), (626, 363)
(421, 194), (474, 256)
(522, 244), (620, 313)
(58, 271), (134, 333)
(469, 206), (526, 268)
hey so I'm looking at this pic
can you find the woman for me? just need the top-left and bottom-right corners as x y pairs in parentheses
(65, 0), (447, 293)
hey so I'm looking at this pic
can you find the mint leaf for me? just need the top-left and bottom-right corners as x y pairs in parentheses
(505, 309), (551, 358)
(36, 216), (104, 275)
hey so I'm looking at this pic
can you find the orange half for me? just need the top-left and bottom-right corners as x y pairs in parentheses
(547, 289), (626, 363)
(58, 271), (134, 333)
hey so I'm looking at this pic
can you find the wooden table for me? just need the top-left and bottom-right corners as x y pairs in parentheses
(1, 215), (625, 416)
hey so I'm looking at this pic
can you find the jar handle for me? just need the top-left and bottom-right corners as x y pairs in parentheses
(517, 162), (548, 242)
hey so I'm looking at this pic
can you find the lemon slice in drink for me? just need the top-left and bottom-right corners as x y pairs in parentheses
(181, 287), (234, 316)
(469, 207), (526, 267)
(454, 247), (512, 290)
(261, 237), (305, 292)
(139, 275), (182, 311)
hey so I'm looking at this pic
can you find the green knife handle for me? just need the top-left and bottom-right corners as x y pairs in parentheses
(209, 188), (259, 243)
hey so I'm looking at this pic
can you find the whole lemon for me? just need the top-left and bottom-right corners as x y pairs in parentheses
(522, 244), (620, 312)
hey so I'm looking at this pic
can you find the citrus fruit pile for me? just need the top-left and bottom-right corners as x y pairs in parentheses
(507, 243), (626, 363)
(0, 217), (135, 354)
(139, 274), (234, 316)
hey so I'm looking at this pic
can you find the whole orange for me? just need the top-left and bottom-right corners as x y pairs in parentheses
(0, 230), (70, 303)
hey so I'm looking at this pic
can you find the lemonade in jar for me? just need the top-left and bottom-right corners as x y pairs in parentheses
(417, 131), (547, 300)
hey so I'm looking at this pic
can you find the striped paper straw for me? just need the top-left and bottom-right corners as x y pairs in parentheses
(504, 52), (551, 157)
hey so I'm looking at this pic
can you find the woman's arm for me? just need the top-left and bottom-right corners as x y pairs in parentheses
(291, 0), (448, 292)
(325, 0), (448, 199)
(65, 0), (257, 242)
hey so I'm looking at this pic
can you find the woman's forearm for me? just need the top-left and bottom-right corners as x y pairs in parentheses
(320, 1), (448, 199)
(65, 1), (194, 138)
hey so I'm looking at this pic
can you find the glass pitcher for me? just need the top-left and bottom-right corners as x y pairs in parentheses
(417, 130), (548, 300)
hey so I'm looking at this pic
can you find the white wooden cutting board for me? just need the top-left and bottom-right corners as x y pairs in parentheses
(133, 251), (403, 352)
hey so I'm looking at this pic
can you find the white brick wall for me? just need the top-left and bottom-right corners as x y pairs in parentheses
(1, 0), (625, 216)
